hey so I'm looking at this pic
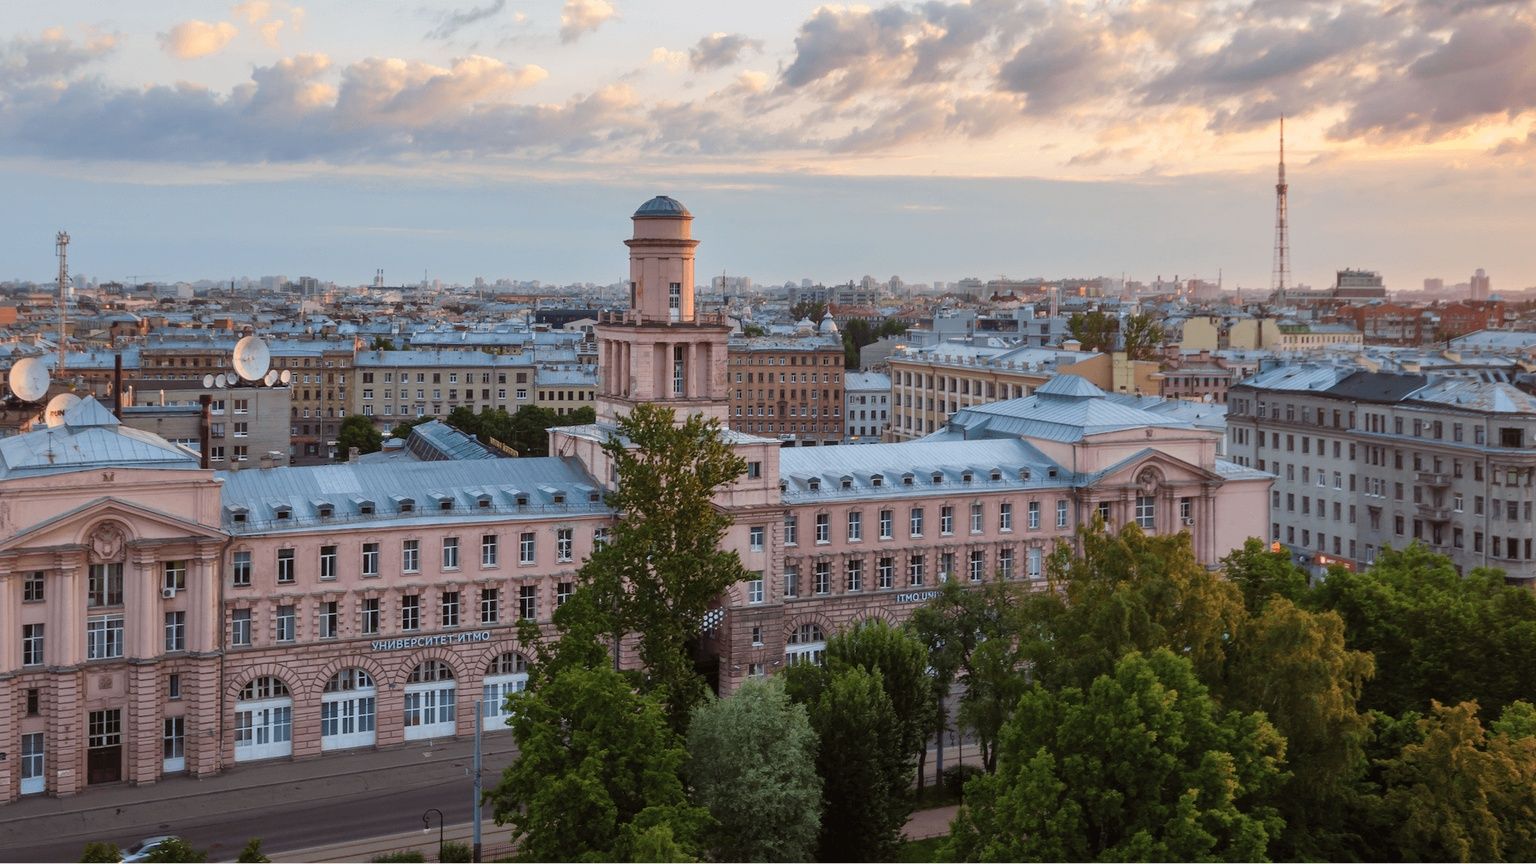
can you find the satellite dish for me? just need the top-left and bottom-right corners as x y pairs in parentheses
(233, 335), (271, 382)
(8, 357), (50, 402)
(278, 369), (292, 385)
(44, 393), (80, 427)
(202, 374), (215, 388)
(263, 369), (279, 387)
(214, 373), (229, 388)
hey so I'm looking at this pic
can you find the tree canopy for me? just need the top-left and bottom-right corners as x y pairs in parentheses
(336, 414), (382, 460)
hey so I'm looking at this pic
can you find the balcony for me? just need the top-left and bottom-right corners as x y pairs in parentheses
(1416, 471), (1451, 488)
(1417, 504), (1451, 522)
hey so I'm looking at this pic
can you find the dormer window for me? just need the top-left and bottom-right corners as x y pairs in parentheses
(808, 478), (821, 491)
(477, 497), (492, 509)
(871, 474), (884, 487)
(553, 492), (566, 504)
(1019, 468), (1031, 481)
(902, 473), (915, 487)
(589, 492), (601, 503)
(961, 472), (973, 484)
(931, 472), (943, 485)
(779, 480), (788, 492)
(439, 500), (453, 511)
(317, 504), (334, 518)
(990, 469), (1002, 482)
(397, 497), (415, 513)
(516, 495), (529, 507)
(232, 512), (247, 524)
(274, 507), (291, 521)
(360, 502), (375, 515)
(841, 478), (853, 490)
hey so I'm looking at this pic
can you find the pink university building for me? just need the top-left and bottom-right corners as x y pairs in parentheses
(0, 197), (1270, 802)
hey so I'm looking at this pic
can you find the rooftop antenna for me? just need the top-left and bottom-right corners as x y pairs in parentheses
(1272, 115), (1291, 304)
(56, 230), (69, 374)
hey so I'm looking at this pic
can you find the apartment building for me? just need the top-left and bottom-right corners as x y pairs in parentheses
(844, 371), (891, 442)
(350, 350), (536, 428)
(1227, 364), (1536, 581)
(726, 336), (846, 446)
(124, 379), (292, 468)
(533, 366), (598, 416)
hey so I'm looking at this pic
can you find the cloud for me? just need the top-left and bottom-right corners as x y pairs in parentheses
(0, 28), (118, 86)
(233, 1), (271, 25)
(995, 16), (1112, 115)
(688, 33), (762, 72)
(649, 47), (686, 73)
(159, 20), (238, 59)
(259, 19), (286, 49)
(427, 0), (506, 40)
(560, 0), (614, 43)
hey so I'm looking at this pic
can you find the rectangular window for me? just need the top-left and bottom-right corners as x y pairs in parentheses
(88, 563), (123, 606)
(557, 528), (574, 562)
(750, 526), (766, 551)
(970, 503), (983, 533)
(878, 556), (894, 589)
(519, 532), (535, 565)
(1027, 547), (1043, 579)
(879, 509), (893, 539)
(276, 549), (295, 583)
(999, 548), (1014, 580)
(969, 550), (985, 582)
(909, 554), (925, 586)
(162, 561), (187, 592)
(518, 586), (537, 621)
(232, 551), (252, 587)
(481, 588), (499, 624)
(940, 505), (954, 535)
(442, 537), (460, 569)
(22, 623), (44, 666)
(557, 581), (574, 607)
(361, 542), (379, 577)
(910, 507), (924, 537)
(164, 611), (185, 652)
(814, 561), (831, 595)
(846, 559), (863, 592)
(784, 514), (798, 546)
(1057, 499), (1069, 528)
(747, 574), (765, 604)
(1136, 496), (1156, 530)
(319, 601), (339, 639)
(320, 545), (337, 581)
(86, 615), (124, 659)
(168, 674), (181, 701)
(1000, 502), (1013, 531)
(847, 510), (863, 541)
(1027, 501), (1041, 530)
(402, 539), (420, 573)
(232, 608), (251, 646)
(401, 595), (420, 631)
(276, 604), (295, 642)
(441, 592), (460, 628)
(362, 598), (380, 635)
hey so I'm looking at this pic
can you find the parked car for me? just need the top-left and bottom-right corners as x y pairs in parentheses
(120, 835), (179, 863)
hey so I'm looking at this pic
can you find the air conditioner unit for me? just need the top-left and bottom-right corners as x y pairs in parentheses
(1182, 517), (1197, 526)
(162, 587), (177, 599)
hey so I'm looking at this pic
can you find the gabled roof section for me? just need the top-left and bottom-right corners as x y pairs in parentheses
(0, 496), (224, 553)
(0, 397), (199, 479)
(1033, 374), (1106, 400)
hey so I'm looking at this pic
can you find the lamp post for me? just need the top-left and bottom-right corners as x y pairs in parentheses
(422, 807), (444, 862)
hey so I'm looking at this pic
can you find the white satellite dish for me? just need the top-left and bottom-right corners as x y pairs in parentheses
(278, 369), (292, 385)
(44, 392), (80, 427)
(233, 335), (271, 382)
(8, 357), (50, 402)
(214, 373), (229, 388)
(263, 369), (279, 387)
(202, 373), (215, 388)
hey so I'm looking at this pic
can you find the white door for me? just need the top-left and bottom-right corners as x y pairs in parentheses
(234, 698), (293, 761)
(20, 733), (44, 795)
(481, 674), (527, 732)
(404, 683), (456, 740)
(322, 691), (377, 751)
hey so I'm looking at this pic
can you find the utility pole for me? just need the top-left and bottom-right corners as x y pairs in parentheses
(472, 700), (484, 862)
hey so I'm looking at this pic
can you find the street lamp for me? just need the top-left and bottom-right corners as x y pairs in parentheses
(422, 807), (444, 862)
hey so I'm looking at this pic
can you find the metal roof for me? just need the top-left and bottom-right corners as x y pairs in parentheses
(634, 195), (690, 217)
(942, 384), (1198, 443)
(778, 438), (1067, 502)
(0, 397), (199, 479)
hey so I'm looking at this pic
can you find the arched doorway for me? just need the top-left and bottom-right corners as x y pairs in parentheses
(404, 660), (457, 741)
(234, 677), (293, 762)
(481, 652), (529, 732)
(321, 668), (377, 751)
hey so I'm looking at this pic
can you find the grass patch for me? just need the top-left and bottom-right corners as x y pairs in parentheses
(898, 835), (953, 863)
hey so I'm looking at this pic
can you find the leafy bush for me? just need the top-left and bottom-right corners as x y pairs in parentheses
(143, 838), (208, 862)
(942, 764), (984, 801)
(370, 853), (426, 863)
(79, 842), (120, 863)
(236, 838), (271, 863)
(438, 842), (472, 863)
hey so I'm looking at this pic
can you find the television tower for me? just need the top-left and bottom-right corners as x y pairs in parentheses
(56, 230), (70, 374)
(1271, 116), (1290, 303)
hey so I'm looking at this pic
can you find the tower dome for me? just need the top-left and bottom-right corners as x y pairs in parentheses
(634, 195), (690, 218)
(819, 310), (840, 335)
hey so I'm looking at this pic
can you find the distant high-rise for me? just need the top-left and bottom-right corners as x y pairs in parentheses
(1271, 117), (1291, 303)
(1424, 277), (1444, 293)
(1470, 268), (1491, 301)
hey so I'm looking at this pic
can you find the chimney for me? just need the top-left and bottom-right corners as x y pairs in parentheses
(348, 446), (360, 462)
(112, 353), (123, 418)
(198, 394), (212, 470)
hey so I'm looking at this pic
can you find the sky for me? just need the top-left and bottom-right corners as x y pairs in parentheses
(2, 0), (1535, 292)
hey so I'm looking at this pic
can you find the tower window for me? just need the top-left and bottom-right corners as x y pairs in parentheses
(673, 345), (686, 396)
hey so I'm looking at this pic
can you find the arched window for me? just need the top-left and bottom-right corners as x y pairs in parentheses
(405, 661), (457, 740)
(234, 677), (292, 762)
(322, 669), (377, 751)
(786, 624), (826, 667)
(482, 652), (530, 732)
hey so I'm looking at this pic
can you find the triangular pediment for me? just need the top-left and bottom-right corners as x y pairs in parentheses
(0, 496), (224, 555)
(1087, 448), (1222, 489)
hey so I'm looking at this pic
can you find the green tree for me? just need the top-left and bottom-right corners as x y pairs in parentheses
(389, 416), (430, 439)
(1066, 310), (1116, 352)
(1308, 543), (1536, 716)
(336, 414), (382, 460)
(142, 838), (208, 863)
(1383, 700), (1536, 862)
(686, 677), (822, 862)
(791, 300), (826, 322)
(369, 336), (397, 350)
(1224, 597), (1375, 858)
(1221, 537), (1311, 615)
(235, 839), (271, 863)
(1033, 522), (1247, 690)
(804, 667), (913, 862)
(740, 322), (768, 338)
(1119, 312), (1166, 360)
(79, 843), (119, 863)
(579, 402), (750, 731)
(948, 649), (1287, 863)
(828, 620), (933, 772)
(956, 638), (1028, 774)
(487, 662), (710, 862)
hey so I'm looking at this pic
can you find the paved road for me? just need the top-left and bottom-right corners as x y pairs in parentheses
(0, 741), (518, 864)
